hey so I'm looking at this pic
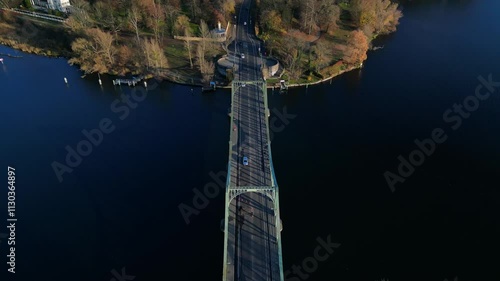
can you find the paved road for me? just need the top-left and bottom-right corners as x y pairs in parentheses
(224, 0), (281, 280)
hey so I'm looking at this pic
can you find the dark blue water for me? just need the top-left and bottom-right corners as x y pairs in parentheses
(1, 0), (499, 280)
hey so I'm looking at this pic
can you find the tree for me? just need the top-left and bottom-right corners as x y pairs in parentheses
(373, 0), (402, 34)
(22, 0), (32, 10)
(93, 0), (122, 34)
(184, 29), (194, 68)
(311, 40), (330, 71)
(187, 0), (201, 22)
(174, 14), (190, 35)
(281, 6), (293, 28)
(116, 45), (133, 74)
(199, 19), (211, 55)
(351, 0), (376, 28)
(69, 37), (97, 73)
(147, 1), (165, 44)
(317, 0), (340, 34)
(92, 1), (106, 23)
(142, 38), (168, 72)
(220, 0), (235, 20)
(164, 2), (180, 37)
(196, 44), (214, 82)
(342, 30), (368, 65)
(300, 0), (318, 35)
(128, 3), (141, 44)
(351, 0), (402, 36)
(89, 28), (116, 66)
(282, 36), (306, 79)
(69, 28), (117, 74)
(64, 0), (92, 32)
(261, 10), (282, 33)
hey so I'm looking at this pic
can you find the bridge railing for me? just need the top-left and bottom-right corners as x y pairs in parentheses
(262, 81), (285, 281)
(222, 80), (238, 281)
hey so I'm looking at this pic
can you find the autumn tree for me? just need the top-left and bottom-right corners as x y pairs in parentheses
(373, 0), (403, 34)
(128, 3), (141, 44)
(145, 0), (165, 44)
(281, 36), (306, 79)
(281, 6), (293, 28)
(93, 0), (122, 34)
(142, 38), (168, 72)
(311, 40), (331, 72)
(219, 0), (235, 21)
(341, 29), (368, 66)
(187, 0), (201, 22)
(351, 0), (402, 36)
(69, 28), (117, 74)
(116, 45), (133, 74)
(183, 29), (194, 68)
(301, 0), (318, 35)
(90, 28), (116, 66)
(197, 44), (214, 82)
(351, 0), (375, 29)
(174, 14), (190, 35)
(198, 19), (212, 55)
(317, 0), (340, 34)
(65, 0), (92, 32)
(261, 10), (282, 33)
(164, 1), (181, 37)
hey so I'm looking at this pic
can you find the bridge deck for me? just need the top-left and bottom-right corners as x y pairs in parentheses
(223, 0), (283, 280)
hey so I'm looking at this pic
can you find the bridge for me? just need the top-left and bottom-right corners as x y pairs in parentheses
(222, 0), (284, 280)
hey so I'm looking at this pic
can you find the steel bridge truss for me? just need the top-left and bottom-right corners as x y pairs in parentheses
(222, 79), (285, 281)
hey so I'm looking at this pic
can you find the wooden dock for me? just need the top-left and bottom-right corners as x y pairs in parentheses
(112, 76), (145, 87)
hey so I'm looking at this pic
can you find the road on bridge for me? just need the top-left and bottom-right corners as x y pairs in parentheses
(223, 0), (282, 280)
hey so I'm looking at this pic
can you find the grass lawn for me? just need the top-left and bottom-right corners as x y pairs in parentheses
(163, 38), (190, 69)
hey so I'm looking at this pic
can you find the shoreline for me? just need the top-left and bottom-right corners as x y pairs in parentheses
(218, 65), (362, 89)
(1, 42), (363, 90)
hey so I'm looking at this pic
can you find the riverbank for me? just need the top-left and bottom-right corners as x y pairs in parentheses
(0, 10), (72, 57)
(0, 8), (208, 85)
(218, 63), (361, 89)
(0, 3), (393, 89)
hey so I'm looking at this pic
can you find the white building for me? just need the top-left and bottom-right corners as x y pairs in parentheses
(31, 0), (71, 12)
(212, 21), (227, 39)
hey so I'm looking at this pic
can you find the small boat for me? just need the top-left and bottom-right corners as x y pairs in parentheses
(279, 80), (288, 92)
(0, 58), (3, 64)
(202, 81), (216, 92)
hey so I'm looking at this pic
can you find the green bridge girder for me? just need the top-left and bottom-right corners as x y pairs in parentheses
(223, 79), (284, 281)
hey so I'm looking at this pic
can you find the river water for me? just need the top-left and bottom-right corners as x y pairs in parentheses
(1, 0), (499, 280)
